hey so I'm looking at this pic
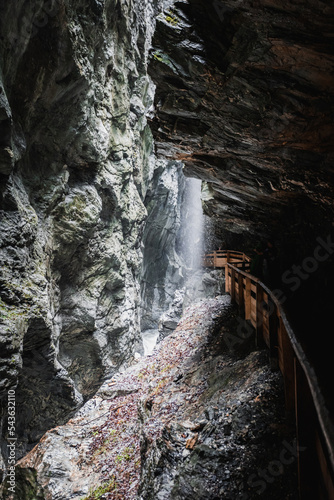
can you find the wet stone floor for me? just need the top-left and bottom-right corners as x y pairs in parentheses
(12, 295), (298, 500)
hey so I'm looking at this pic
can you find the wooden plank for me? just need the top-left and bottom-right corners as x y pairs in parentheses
(315, 430), (334, 499)
(295, 359), (318, 498)
(278, 357), (284, 373)
(215, 258), (227, 267)
(256, 283), (265, 347)
(263, 302), (269, 333)
(251, 298), (257, 315)
(238, 272), (244, 311)
(225, 265), (230, 293)
(268, 296), (278, 370)
(245, 277), (251, 320)
(280, 320), (295, 413)
(250, 295), (257, 328)
(235, 281), (239, 305)
(231, 267), (236, 301)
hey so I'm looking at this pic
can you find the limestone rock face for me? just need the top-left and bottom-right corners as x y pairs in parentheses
(0, 0), (162, 460)
(140, 159), (186, 332)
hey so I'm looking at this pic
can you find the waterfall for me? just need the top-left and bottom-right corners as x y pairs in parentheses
(178, 176), (222, 311)
(139, 171), (207, 357)
(179, 177), (204, 272)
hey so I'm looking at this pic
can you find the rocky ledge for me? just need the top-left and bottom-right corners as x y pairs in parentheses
(2, 295), (297, 499)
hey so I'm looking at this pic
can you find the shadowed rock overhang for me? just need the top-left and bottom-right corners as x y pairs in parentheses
(148, 0), (334, 399)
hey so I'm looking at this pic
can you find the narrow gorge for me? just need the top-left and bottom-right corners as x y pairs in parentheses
(0, 0), (333, 499)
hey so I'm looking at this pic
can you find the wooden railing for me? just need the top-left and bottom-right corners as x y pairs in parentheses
(202, 249), (251, 270)
(204, 250), (334, 499)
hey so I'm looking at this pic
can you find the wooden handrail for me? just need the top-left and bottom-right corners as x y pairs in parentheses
(202, 250), (251, 270)
(204, 250), (334, 499)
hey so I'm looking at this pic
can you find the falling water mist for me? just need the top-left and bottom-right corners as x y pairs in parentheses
(140, 169), (217, 356)
(178, 176), (221, 309)
(180, 177), (204, 272)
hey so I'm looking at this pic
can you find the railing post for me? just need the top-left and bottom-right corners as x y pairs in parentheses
(280, 321), (295, 413)
(238, 272), (244, 312)
(245, 277), (251, 320)
(256, 283), (265, 348)
(225, 264), (229, 293)
(294, 358), (318, 499)
(268, 296), (279, 370)
(231, 267), (236, 301)
(203, 248), (334, 498)
(225, 252), (230, 293)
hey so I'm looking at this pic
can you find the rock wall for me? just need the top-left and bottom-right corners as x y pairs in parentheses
(4, 297), (297, 500)
(140, 159), (186, 332)
(149, 0), (334, 258)
(140, 160), (222, 341)
(0, 0), (163, 462)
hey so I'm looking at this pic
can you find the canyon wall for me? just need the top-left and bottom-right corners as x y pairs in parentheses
(0, 0), (169, 464)
(140, 159), (186, 333)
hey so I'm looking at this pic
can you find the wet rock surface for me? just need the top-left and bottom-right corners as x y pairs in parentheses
(0, 0), (163, 461)
(0, 0), (332, 493)
(158, 269), (224, 341)
(140, 159), (186, 333)
(138, 298), (297, 500)
(4, 296), (297, 499)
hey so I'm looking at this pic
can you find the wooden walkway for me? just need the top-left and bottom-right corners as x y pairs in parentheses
(204, 250), (334, 500)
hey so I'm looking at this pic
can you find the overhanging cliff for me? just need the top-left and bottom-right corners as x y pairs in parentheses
(148, 0), (334, 393)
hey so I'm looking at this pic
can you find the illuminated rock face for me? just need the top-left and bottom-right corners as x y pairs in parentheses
(0, 0), (164, 460)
